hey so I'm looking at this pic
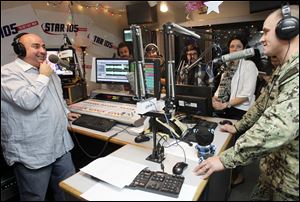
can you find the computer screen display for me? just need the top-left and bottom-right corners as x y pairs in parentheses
(123, 29), (132, 42)
(129, 58), (161, 99)
(96, 58), (129, 83)
(46, 48), (75, 78)
(175, 85), (213, 117)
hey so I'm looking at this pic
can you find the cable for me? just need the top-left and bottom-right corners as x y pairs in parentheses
(163, 141), (187, 163)
(147, 100), (188, 163)
(51, 75), (131, 159)
(69, 124), (129, 159)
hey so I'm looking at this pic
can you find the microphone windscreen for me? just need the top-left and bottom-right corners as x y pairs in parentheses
(194, 126), (214, 146)
(48, 54), (59, 63)
(221, 48), (254, 62)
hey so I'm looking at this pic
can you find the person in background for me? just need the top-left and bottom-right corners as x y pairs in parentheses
(117, 42), (132, 59)
(255, 55), (280, 98)
(144, 43), (166, 93)
(213, 35), (258, 120)
(212, 34), (258, 187)
(177, 43), (214, 87)
(193, 5), (299, 200)
(1, 33), (81, 200)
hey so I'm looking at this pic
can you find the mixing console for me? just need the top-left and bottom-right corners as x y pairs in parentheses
(68, 99), (145, 127)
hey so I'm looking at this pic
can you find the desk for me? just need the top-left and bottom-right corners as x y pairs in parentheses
(67, 116), (232, 149)
(61, 116), (234, 200)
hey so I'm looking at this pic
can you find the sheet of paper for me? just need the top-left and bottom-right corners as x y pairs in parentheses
(80, 181), (197, 201)
(80, 156), (147, 189)
(164, 141), (199, 162)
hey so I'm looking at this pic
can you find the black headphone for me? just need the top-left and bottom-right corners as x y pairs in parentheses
(11, 32), (29, 58)
(275, 3), (299, 40)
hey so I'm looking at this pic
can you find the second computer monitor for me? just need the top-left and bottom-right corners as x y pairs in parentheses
(129, 58), (161, 99)
(175, 84), (213, 117)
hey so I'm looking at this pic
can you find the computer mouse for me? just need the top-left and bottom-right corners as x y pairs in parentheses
(134, 135), (150, 143)
(219, 120), (233, 125)
(172, 162), (188, 175)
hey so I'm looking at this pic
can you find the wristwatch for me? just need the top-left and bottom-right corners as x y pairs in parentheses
(226, 102), (232, 108)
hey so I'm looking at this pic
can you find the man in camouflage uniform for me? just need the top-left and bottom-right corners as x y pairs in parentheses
(193, 5), (299, 201)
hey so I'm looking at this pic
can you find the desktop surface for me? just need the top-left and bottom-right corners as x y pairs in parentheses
(61, 117), (234, 200)
(60, 144), (204, 201)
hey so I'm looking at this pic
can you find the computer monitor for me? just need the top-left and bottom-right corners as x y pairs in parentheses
(95, 58), (130, 83)
(46, 48), (75, 79)
(129, 58), (161, 99)
(175, 84), (213, 117)
(123, 29), (132, 42)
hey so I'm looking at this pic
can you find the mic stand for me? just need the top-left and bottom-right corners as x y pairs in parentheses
(79, 46), (88, 99)
(145, 111), (166, 163)
(131, 25), (146, 101)
(130, 25), (164, 163)
(163, 23), (176, 118)
(163, 22), (201, 116)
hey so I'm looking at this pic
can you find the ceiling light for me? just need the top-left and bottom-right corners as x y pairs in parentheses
(160, 1), (168, 12)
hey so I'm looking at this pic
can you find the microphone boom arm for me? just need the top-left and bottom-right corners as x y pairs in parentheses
(163, 22), (201, 116)
(131, 25), (146, 101)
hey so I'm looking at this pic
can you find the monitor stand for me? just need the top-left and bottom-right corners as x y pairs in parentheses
(108, 84), (124, 92)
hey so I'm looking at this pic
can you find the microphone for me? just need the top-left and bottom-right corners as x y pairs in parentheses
(168, 22), (201, 39)
(213, 47), (255, 63)
(48, 54), (70, 69)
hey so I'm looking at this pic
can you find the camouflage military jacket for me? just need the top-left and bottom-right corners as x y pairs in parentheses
(220, 53), (299, 197)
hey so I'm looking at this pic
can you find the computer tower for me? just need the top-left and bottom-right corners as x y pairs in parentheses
(1, 151), (18, 201)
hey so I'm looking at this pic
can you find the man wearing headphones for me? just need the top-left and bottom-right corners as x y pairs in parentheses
(1, 33), (81, 200)
(194, 4), (299, 201)
(144, 43), (166, 92)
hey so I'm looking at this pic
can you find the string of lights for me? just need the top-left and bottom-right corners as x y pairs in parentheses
(46, 1), (122, 17)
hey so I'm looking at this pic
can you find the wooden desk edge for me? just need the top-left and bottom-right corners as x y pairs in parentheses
(193, 180), (209, 201)
(68, 126), (150, 150)
(59, 181), (85, 201)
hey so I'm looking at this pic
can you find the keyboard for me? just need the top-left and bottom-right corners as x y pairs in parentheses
(182, 119), (218, 143)
(127, 169), (185, 198)
(72, 114), (116, 132)
(68, 99), (145, 127)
